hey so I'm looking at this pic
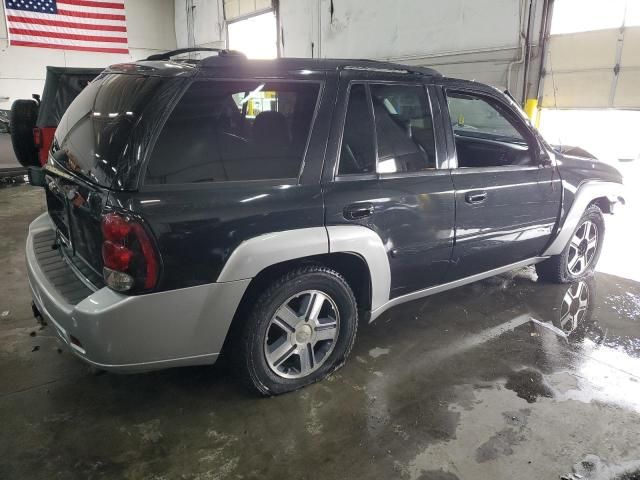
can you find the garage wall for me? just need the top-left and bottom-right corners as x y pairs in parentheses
(169, 0), (547, 103)
(278, 0), (546, 101)
(0, 0), (176, 109)
(175, 0), (226, 49)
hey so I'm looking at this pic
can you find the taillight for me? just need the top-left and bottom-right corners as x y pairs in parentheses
(101, 212), (159, 292)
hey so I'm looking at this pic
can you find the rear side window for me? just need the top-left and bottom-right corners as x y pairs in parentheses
(370, 84), (436, 173)
(338, 84), (376, 175)
(337, 82), (437, 176)
(145, 80), (320, 184)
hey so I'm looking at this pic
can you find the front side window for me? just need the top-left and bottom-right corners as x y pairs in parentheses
(370, 84), (436, 173)
(447, 92), (533, 168)
(146, 80), (320, 184)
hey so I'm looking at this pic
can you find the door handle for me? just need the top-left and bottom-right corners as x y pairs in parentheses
(465, 191), (488, 204)
(343, 202), (374, 220)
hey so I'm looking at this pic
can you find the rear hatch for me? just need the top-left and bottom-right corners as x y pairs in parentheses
(44, 71), (170, 281)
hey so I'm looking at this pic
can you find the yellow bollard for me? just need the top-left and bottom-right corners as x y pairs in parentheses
(524, 99), (539, 127)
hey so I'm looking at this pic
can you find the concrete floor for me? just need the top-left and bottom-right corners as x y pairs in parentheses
(0, 133), (21, 171)
(1, 184), (639, 480)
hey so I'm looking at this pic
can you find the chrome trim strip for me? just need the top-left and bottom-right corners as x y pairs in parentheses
(369, 257), (548, 322)
(543, 180), (625, 256)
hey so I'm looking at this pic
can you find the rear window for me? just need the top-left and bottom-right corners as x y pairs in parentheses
(145, 80), (320, 185)
(52, 73), (165, 188)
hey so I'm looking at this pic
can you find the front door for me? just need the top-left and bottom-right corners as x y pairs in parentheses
(323, 74), (455, 299)
(441, 87), (562, 280)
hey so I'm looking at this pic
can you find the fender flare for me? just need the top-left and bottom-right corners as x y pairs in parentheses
(544, 180), (625, 256)
(216, 225), (392, 312)
(326, 225), (391, 311)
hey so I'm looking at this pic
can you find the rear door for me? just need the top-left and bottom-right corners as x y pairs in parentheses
(438, 84), (562, 280)
(322, 71), (455, 299)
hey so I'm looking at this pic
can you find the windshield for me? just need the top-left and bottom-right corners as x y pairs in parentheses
(52, 73), (165, 188)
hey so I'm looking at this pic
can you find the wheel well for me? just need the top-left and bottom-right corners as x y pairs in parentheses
(589, 196), (612, 214)
(222, 253), (372, 354)
(244, 252), (371, 312)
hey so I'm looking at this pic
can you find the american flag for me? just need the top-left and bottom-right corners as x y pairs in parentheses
(3, 0), (128, 54)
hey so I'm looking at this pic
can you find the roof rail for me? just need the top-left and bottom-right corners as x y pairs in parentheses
(145, 48), (245, 61)
(342, 60), (440, 77)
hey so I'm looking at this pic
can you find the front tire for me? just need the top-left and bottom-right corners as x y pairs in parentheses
(236, 266), (358, 396)
(536, 205), (605, 283)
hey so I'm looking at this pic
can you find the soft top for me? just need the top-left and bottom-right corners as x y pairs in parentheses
(37, 66), (103, 127)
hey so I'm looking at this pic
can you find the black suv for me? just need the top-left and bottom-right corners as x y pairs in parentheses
(26, 50), (624, 395)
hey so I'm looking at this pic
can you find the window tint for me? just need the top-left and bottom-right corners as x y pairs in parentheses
(370, 84), (436, 173)
(338, 84), (376, 175)
(447, 92), (533, 168)
(146, 80), (319, 184)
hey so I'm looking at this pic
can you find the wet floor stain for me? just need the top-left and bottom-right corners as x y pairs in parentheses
(417, 470), (461, 480)
(475, 409), (530, 463)
(604, 292), (640, 320)
(504, 368), (554, 403)
(368, 347), (390, 358)
(561, 454), (640, 480)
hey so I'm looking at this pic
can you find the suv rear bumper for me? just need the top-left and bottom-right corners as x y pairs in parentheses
(26, 213), (249, 372)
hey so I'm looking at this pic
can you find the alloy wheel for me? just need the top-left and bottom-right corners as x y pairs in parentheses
(264, 290), (340, 379)
(567, 220), (598, 276)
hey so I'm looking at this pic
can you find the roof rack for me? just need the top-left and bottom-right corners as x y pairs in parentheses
(145, 48), (245, 61)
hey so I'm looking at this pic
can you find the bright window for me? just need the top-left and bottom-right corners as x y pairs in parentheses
(227, 11), (277, 59)
(550, 0), (639, 35)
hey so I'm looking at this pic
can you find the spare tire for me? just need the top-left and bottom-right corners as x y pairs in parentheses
(10, 99), (40, 168)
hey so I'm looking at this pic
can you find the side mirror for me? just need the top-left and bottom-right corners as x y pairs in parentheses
(539, 152), (552, 167)
(27, 166), (46, 187)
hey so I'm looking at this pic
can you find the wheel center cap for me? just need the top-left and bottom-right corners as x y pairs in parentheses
(295, 324), (312, 343)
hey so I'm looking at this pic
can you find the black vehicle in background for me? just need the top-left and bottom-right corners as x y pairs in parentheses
(9, 66), (102, 169)
(25, 50), (624, 395)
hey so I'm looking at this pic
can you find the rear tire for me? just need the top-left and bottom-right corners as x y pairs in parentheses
(236, 266), (358, 396)
(536, 205), (605, 283)
(9, 99), (40, 168)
